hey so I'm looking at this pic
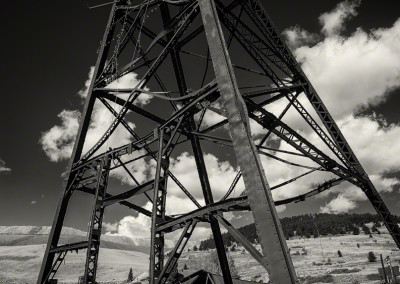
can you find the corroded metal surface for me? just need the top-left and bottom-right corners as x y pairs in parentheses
(198, 0), (298, 283)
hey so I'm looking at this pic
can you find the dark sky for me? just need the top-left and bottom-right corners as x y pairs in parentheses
(0, 1), (399, 230)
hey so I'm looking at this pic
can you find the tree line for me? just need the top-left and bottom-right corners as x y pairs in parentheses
(198, 213), (399, 250)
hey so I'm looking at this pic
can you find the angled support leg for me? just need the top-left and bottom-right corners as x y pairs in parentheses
(215, 216), (267, 268)
(36, 3), (119, 283)
(198, 0), (298, 283)
(244, 0), (400, 249)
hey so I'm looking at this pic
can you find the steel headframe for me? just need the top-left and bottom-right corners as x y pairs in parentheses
(37, 0), (400, 284)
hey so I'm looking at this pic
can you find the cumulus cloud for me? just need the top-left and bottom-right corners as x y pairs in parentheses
(104, 202), (212, 245)
(105, 212), (151, 246)
(320, 194), (356, 213)
(195, 101), (267, 137)
(283, 26), (319, 49)
(40, 110), (81, 162)
(295, 23), (400, 119)
(166, 152), (245, 204)
(279, 1), (400, 213)
(77, 66), (95, 98)
(103, 152), (246, 244)
(319, 0), (360, 36)
(119, 152), (246, 216)
(339, 116), (400, 174)
(0, 159), (11, 174)
(40, 68), (154, 185)
(42, 0), (400, 236)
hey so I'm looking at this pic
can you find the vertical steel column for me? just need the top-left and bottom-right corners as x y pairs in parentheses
(198, 0), (298, 283)
(37, 3), (119, 283)
(150, 128), (169, 283)
(84, 157), (111, 284)
(160, 3), (233, 283)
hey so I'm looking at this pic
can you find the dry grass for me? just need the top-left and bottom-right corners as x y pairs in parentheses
(0, 245), (148, 284)
(178, 230), (400, 283)
(0, 228), (399, 283)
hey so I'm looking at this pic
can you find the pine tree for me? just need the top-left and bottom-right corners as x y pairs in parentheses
(361, 224), (370, 235)
(352, 226), (360, 235)
(127, 267), (133, 282)
(338, 250), (343, 257)
(368, 251), (377, 262)
(183, 263), (188, 270)
(372, 224), (380, 234)
(193, 245), (198, 251)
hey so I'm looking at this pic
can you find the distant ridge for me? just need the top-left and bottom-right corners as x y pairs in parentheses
(0, 226), (149, 254)
(199, 213), (400, 250)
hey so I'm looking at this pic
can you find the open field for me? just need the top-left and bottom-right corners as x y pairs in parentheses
(0, 226), (399, 283)
(0, 245), (148, 284)
(178, 232), (400, 283)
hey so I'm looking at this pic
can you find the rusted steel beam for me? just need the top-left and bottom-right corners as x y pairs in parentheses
(36, 3), (120, 283)
(49, 241), (89, 254)
(198, 0), (298, 282)
(102, 179), (160, 207)
(215, 216), (266, 268)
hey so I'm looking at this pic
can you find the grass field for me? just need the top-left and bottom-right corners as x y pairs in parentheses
(178, 231), (400, 283)
(0, 228), (399, 283)
(0, 245), (148, 284)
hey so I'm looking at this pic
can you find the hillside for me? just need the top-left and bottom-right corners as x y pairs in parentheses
(181, 231), (400, 284)
(1, 216), (400, 283)
(199, 213), (400, 250)
(0, 245), (148, 284)
(0, 226), (150, 283)
(0, 226), (148, 253)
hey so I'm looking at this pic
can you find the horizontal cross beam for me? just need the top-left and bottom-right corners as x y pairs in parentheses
(157, 177), (342, 233)
(50, 241), (88, 253)
(103, 178), (161, 207)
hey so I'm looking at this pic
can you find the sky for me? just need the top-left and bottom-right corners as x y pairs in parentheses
(0, 0), (400, 245)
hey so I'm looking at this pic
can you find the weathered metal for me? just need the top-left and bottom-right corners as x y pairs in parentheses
(37, 1), (400, 283)
(198, 0), (298, 282)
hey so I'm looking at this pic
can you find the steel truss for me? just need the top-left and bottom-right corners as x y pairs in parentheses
(38, 1), (400, 284)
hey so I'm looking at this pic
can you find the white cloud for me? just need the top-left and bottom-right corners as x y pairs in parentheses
(106, 72), (153, 106)
(339, 116), (400, 174)
(276, 205), (287, 213)
(283, 26), (319, 49)
(320, 194), (356, 213)
(40, 110), (80, 162)
(105, 213), (151, 246)
(31, 200), (37, 205)
(295, 24), (400, 120)
(42, 0), (400, 234)
(104, 202), (212, 245)
(166, 152), (245, 207)
(40, 68), (154, 185)
(78, 66), (95, 98)
(103, 222), (118, 233)
(319, 0), (360, 36)
(0, 159), (11, 174)
(278, 1), (400, 212)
